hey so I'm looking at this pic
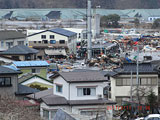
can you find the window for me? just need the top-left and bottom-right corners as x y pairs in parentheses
(0, 77), (11, 86)
(43, 109), (49, 119)
(17, 41), (24, 45)
(51, 111), (57, 119)
(56, 84), (62, 93)
(50, 35), (55, 39)
(151, 78), (157, 85)
(41, 35), (46, 39)
(1, 41), (4, 47)
(43, 40), (48, 44)
(139, 78), (142, 85)
(38, 41), (41, 43)
(59, 40), (65, 44)
(34, 41), (36, 43)
(50, 40), (56, 44)
(116, 79), (123, 86)
(6, 42), (13, 48)
(77, 88), (96, 96)
(31, 68), (40, 73)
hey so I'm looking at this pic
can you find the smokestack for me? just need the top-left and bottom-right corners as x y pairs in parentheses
(87, 0), (92, 60)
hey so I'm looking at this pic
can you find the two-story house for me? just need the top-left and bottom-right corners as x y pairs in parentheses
(0, 30), (26, 51)
(38, 71), (116, 120)
(110, 62), (159, 105)
(0, 45), (39, 61)
(27, 28), (77, 59)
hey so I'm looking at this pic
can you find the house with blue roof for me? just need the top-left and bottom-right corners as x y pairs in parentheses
(12, 61), (49, 79)
(27, 28), (77, 59)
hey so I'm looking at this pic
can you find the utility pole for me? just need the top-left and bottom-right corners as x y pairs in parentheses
(136, 44), (140, 112)
(130, 70), (133, 101)
(87, 0), (92, 60)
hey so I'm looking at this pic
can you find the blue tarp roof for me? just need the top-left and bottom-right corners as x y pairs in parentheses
(49, 28), (77, 37)
(13, 61), (49, 67)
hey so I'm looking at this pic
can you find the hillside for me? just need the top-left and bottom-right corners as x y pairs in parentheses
(0, 0), (160, 9)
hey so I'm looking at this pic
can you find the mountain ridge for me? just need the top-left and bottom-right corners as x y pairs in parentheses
(0, 0), (160, 9)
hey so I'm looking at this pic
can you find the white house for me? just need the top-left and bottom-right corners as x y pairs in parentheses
(27, 28), (77, 59)
(110, 63), (159, 105)
(38, 71), (116, 120)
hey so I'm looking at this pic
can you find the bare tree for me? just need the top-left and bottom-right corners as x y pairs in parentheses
(0, 95), (42, 120)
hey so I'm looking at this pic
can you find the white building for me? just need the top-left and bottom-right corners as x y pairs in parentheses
(27, 28), (77, 59)
(34, 71), (116, 120)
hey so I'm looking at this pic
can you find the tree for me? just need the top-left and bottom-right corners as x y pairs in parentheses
(147, 90), (158, 114)
(30, 84), (48, 91)
(100, 14), (120, 28)
(134, 18), (140, 28)
(0, 95), (42, 120)
(152, 19), (160, 29)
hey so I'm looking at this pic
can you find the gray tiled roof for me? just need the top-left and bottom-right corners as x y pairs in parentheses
(42, 95), (116, 106)
(113, 62), (157, 75)
(27, 88), (53, 100)
(59, 71), (108, 83)
(0, 30), (26, 40)
(42, 95), (68, 106)
(16, 84), (40, 95)
(0, 66), (21, 74)
(0, 45), (39, 55)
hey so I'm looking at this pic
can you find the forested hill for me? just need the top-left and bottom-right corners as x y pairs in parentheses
(0, 0), (160, 9)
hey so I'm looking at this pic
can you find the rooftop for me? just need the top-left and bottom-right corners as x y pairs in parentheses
(0, 66), (21, 75)
(28, 28), (77, 37)
(42, 95), (116, 106)
(58, 71), (108, 83)
(0, 45), (39, 55)
(49, 28), (77, 37)
(16, 84), (40, 95)
(0, 30), (26, 40)
(13, 60), (49, 67)
(112, 62), (157, 76)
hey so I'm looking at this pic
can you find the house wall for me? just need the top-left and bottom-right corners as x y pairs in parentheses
(53, 76), (108, 100)
(0, 74), (18, 96)
(111, 74), (158, 102)
(19, 67), (47, 79)
(53, 76), (69, 100)
(70, 82), (107, 100)
(40, 102), (113, 120)
(0, 38), (27, 51)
